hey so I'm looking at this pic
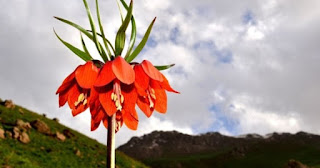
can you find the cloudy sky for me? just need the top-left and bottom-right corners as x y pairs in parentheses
(1, 0), (320, 147)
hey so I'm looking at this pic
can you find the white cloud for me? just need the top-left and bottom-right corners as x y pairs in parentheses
(245, 26), (265, 40)
(230, 94), (302, 134)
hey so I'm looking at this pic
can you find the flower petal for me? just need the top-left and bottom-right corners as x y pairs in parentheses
(67, 85), (89, 116)
(135, 83), (147, 96)
(123, 109), (138, 130)
(122, 84), (137, 113)
(75, 61), (99, 89)
(99, 85), (117, 116)
(91, 117), (101, 131)
(137, 96), (153, 117)
(56, 71), (76, 94)
(134, 65), (149, 91)
(151, 81), (167, 113)
(94, 61), (116, 87)
(112, 56), (135, 84)
(160, 74), (180, 93)
(58, 89), (69, 107)
(141, 60), (163, 82)
(89, 87), (99, 105)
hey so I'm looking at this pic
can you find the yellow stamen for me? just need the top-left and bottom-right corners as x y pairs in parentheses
(83, 99), (87, 106)
(111, 93), (115, 101)
(151, 93), (156, 100)
(74, 101), (79, 107)
(120, 94), (124, 104)
(147, 92), (154, 108)
(151, 88), (155, 94)
(112, 80), (124, 111)
(115, 100), (122, 111)
(74, 93), (88, 107)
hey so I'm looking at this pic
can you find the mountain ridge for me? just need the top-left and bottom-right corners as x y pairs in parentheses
(118, 130), (320, 168)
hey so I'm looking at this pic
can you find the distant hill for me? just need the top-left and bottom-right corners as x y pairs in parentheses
(118, 130), (320, 168)
(0, 98), (149, 168)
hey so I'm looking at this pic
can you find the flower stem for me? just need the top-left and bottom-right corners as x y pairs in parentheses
(107, 114), (116, 168)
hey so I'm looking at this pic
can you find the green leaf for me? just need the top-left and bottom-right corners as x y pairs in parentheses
(120, 0), (137, 60)
(82, 0), (101, 52)
(116, 0), (124, 22)
(83, 0), (109, 62)
(95, 0), (111, 61)
(126, 18), (136, 57)
(115, 0), (133, 56)
(54, 29), (92, 61)
(54, 16), (112, 60)
(54, 16), (91, 37)
(126, 17), (156, 63)
(80, 33), (91, 57)
(155, 64), (175, 71)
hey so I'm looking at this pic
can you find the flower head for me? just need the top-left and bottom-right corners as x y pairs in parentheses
(56, 61), (99, 116)
(55, 0), (178, 133)
(134, 60), (179, 117)
(94, 56), (139, 130)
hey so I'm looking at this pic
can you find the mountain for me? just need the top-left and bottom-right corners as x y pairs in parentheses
(0, 98), (149, 168)
(118, 130), (320, 168)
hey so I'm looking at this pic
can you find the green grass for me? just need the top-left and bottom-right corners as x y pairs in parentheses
(0, 103), (149, 168)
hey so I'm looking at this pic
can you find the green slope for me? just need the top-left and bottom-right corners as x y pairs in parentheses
(0, 100), (149, 168)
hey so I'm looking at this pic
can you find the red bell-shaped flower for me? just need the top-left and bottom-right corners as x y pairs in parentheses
(134, 60), (179, 117)
(94, 56), (139, 130)
(89, 86), (124, 132)
(56, 61), (99, 116)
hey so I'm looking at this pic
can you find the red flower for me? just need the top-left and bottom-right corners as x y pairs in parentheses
(134, 60), (179, 117)
(94, 56), (139, 130)
(56, 61), (99, 116)
(89, 86), (123, 132)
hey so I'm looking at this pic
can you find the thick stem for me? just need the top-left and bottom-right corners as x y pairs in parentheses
(107, 114), (116, 168)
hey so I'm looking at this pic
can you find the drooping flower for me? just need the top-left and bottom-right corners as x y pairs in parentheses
(94, 56), (139, 130)
(134, 60), (179, 117)
(56, 61), (100, 116)
(89, 85), (126, 132)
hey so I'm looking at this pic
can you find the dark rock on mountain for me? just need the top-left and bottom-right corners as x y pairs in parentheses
(63, 129), (75, 138)
(1, 100), (15, 109)
(284, 160), (310, 168)
(55, 131), (66, 141)
(19, 132), (30, 144)
(12, 126), (30, 144)
(30, 119), (51, 135)
(53, 118), (59, 122)
(16, 119), (32, 131)
(0, 128), (5, 139)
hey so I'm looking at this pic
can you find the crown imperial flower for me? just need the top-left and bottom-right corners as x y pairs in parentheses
(56, 61), (99, 116)
(54, 0), (179, 166)
(134, 60), (179, 117)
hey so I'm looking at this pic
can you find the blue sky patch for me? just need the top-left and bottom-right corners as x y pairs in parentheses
(242, 10), (256, 25)
(209, 104), (239, 135)
(193, 40), (233, 64)
(170, 26), (180, 44)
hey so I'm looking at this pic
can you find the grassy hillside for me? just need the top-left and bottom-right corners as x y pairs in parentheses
(0, 99), (149, 168)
